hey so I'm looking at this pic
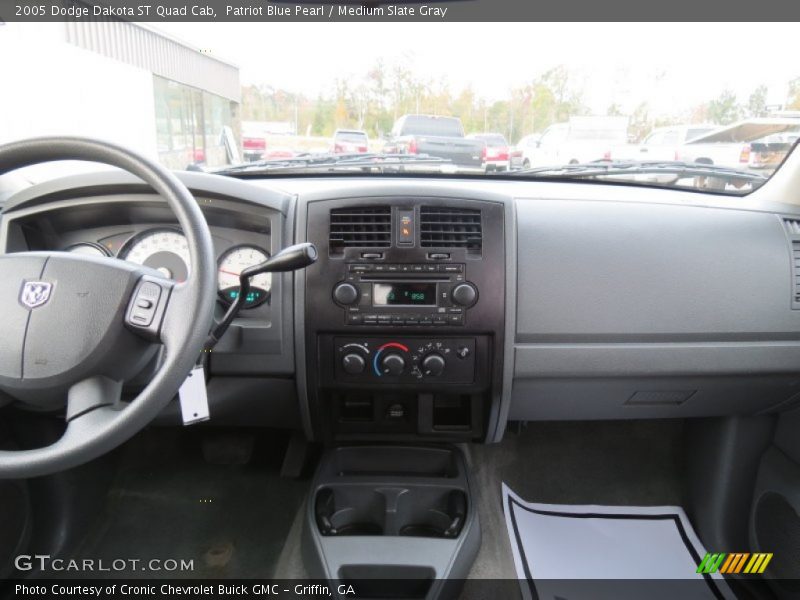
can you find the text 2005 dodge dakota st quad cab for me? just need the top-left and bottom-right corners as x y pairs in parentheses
(2, 17), (800, 600)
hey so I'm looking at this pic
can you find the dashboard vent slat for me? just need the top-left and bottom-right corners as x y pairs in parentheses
(792, 240), (800, 308)
(785, 219), (800, 236)
(420, 206), (482, 254)
(329, 206), (391, 253)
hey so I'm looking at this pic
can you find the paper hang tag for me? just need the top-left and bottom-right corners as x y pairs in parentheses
(178, 366), (210, 425)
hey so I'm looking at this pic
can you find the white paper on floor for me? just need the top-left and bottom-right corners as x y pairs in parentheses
(502, 483), (736, 600)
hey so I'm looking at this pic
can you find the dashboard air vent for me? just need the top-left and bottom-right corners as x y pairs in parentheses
(329, 206), (392, 253)
(420, 206), (482, 254)
(785, 218), (800, 236)
(791, 241), (800, 307)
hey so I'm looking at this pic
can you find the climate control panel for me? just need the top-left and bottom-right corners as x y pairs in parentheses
(333, 337), (476, 384)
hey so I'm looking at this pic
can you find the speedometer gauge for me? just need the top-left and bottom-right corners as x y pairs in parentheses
(120, 229), (190, 282)
(217, 245), (271, 308)
(65, 242), (110, 257)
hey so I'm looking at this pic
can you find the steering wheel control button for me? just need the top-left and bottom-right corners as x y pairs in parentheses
(451, 282), (478, 307)
(130, 282), (161, 326)
(126, 277), (171, 340)
(333, 282), (359, 305)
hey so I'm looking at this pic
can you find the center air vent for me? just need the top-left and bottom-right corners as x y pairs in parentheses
(783, 218), (800, 308)
(420, 206), (482, 254)
(329, 206), (392, 253)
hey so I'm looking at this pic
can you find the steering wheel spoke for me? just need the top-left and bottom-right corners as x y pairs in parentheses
(66, 376), (123, 422)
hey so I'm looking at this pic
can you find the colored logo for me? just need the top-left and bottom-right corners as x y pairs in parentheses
(697, 552), (773, 574)
(19, 281), (53, 309)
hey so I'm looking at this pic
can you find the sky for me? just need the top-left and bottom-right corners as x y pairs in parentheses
(154, 22), (799, 118)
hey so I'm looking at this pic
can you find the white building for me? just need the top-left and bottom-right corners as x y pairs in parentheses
(0, 22), (241, 171)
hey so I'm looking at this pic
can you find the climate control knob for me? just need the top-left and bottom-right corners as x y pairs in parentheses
(342, 353), (366, 374)
(380, 353), (406, 376)
(422, 353), (446, 377)
(451, 283), (478, 307)
(333, 282), (359, 305)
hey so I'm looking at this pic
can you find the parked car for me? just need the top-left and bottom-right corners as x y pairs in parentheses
(510, 133), (541, 170)
(242, 130), (267, 162)
(520, 116), (628, 168)
(612, 124), (716, 162)
(331, 129), (369, 154)
(677, 118), (800, 173)
(467, 133), (511, 171)
(384, 114), (485, 170)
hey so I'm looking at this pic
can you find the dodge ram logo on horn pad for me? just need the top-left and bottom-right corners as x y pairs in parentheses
(20, 281), (53, 309)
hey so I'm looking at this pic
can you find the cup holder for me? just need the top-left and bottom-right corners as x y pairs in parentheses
(315, 488), (386, 536)
(315, 486), (466, 539)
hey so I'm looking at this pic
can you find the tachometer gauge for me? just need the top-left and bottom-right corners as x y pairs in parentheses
(120, 229), (190, 282)
(217, 245), (271, 308)
(65, 242), (110, 257)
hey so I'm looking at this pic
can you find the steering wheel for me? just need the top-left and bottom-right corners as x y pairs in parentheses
(0, 137), (217, 479)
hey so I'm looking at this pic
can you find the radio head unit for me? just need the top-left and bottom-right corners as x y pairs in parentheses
(332, 262), (478, 326)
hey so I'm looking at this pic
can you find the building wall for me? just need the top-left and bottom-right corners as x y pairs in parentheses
(64, 22), (240, 104)
(0, 22), (241, 177)
(0, 23), (158, 180)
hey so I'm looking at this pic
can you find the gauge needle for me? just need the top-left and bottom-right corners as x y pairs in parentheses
(218, 269), (241, 277)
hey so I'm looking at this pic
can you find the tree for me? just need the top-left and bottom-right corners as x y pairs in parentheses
(788, 77), (800, 110)
(746, 85), (768, 118)
(707, 90), (741, 125)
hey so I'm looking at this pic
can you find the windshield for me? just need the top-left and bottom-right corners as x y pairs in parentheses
(1, 22), (799, 195)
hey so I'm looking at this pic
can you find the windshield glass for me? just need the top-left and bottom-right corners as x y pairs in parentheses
(1, 22), (798, 195)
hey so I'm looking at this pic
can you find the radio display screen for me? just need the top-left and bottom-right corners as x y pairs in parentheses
(373, 282), (437, 306)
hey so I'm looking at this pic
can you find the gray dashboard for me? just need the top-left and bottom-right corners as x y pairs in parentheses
(3, 171), (800, 439)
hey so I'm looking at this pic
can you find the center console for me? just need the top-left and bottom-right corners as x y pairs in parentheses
(302, 445), (480, 599)
(296, 196), (504, 595)
(299, 196), (506, 442)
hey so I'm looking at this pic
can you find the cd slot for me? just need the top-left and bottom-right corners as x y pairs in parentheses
(360, 275), (447, 282)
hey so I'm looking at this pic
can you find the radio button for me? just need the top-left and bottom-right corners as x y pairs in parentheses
(346, 314), (362, 325)
(333, 282), (359, 305)
(451, 283), (478, 308)
(441, 264), (464, 273)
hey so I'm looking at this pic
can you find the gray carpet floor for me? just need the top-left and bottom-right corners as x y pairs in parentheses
(68, 428), (310, 579)
(463, 419), (686, 590)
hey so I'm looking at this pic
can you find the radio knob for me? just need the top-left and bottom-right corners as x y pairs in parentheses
(380, 353), (406, 376)
(451, 283), (478, 307)
(333, 282), (359, 305)
(422, 353), (446, 377)
(342, 353), (366, 374)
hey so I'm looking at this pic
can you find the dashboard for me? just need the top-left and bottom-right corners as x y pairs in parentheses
(3, 170), (800, 442)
